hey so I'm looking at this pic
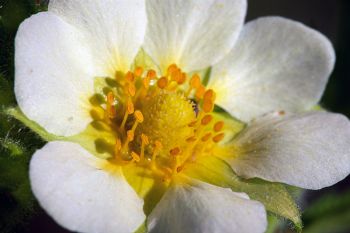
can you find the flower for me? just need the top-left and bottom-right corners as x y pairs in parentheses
(14, 0), (350, 233)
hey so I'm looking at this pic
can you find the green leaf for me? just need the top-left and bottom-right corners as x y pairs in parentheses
(184, 156), (302, 231)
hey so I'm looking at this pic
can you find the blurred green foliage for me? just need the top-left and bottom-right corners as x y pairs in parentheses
(0, 0), (46, 232)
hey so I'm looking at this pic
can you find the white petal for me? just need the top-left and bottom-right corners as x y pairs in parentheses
(228, 111), (350, 190)
(144, 0), (247, 72)
(209, 17), (335, 122)
(30, 141), (145, 233)
(148, 179), (267, 233)
(49, 0), (147, 73)
(15, 12), (95, 136)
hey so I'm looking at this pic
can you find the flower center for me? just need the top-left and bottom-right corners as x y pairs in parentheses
(92, 64), (225, 180)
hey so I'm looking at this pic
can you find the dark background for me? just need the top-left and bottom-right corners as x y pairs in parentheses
(0, 0), (349, 232)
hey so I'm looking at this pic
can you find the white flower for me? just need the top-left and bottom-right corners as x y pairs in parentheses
(14, 0), (350, 233)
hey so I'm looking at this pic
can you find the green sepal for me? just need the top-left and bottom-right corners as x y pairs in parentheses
(133, 221), (147, 233)
(4, 107), (117, 159)
(4, 107), (63, 142)
(265, 214), (281, 233)
(132, 49), (159, 72)
(184, 156), (302, 231)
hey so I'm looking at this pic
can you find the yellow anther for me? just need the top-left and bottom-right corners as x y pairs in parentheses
(114, 138), (122, 156)
(170, 147), (181, 156)
(106, 92), (116, 118)
(176, 166), (184, 173)
(141, 134), (149, 145)
(214, 121), (224, 132)
(134, 67), (143, 77)
(134, 110), (144, 123)
(167, 64), (178, 75)
(157, 77), (168, 89)
(131, 151), (140, 162)
(155, 140), (162, 150)
(143, 76), (151, 89)
(140, 134), (149, 161)
(186, 136), (197, 142)
(170, 69), (181, 82)
(190, 74), (201, 89)
(127, 99), (134, 114)
(122, 130), (135, 151)
(147, 69), (157, 79)
(151, 140), (162, 169)
(127, 130), (135, 142)
(204, 89), (216, 101)
(125, 71), (135, 83)
(127, 82), (136, 97)
(107, 92), (114, 103)
(188, 121), (197, 127)
(177, 72), (187, 85)
(201, 133), (212, 142)
(213, 133), (225, 143)
(201, 115), (213, 125)
(195, 85), (206, 100)
(203, 99), (214, 113)
(121, 99), (134, 129)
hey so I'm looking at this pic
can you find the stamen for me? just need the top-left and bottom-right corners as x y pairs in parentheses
(170, 69), (181, 82)
(143, 76), (151, 89)
(170, 147), (181, 156)
(177, 72), (187, 85)
(195, 84), (206, 100)
(214, 121), (224, 132)
(125, 71), (134, 83)
(185, 74), (201, 97)
(151, 140), (162, 169)
(134, 67), (143, 77)
(127, 130), (135, 141)
(131, 151), (140, 162)
(157, 77), (168, 89)
(106, 92), (116, 118)
(203, 89), (216, 102)
(120, 99), (134, 129)
(201, 115), (213, 125)
(201, 133), (212, 142)
(203, 99), (214, 113)
(140, 134), (149, 161)
(186, 136), (197, 142)
(212, 133), (225, 143)
(122, 130), (134, 151)
(188, 121), (197, 127)
(134, 110), (144, 123)
(190, 74), (201, 89)
(167, 64), (178, 76)
(147, 69), (157, 79)
(130, 111), (143, 133)
(126, 82), (136, 97)
(114, 138), (122, 157)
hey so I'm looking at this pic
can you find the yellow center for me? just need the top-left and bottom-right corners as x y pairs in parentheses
(91, 64), (226, 182)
